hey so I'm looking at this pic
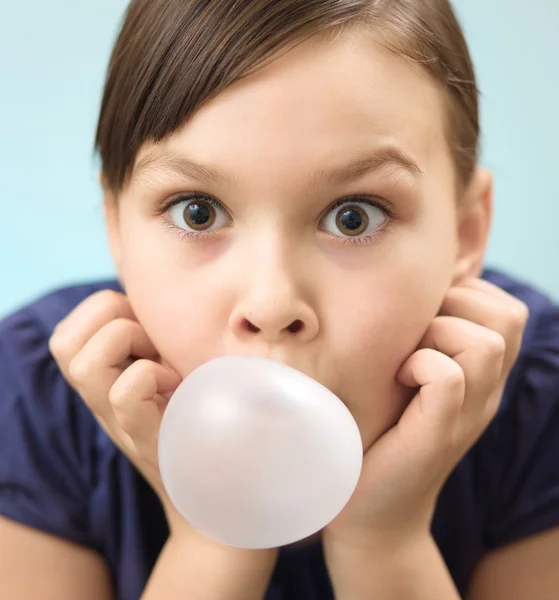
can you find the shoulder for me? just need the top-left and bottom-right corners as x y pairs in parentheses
(477, 269), (559, 547)
(0, 280), (123, 545)
(0, 279), (123, 404)
(465, 274), (559, 598)
(1, 279), (123, 339)
(431, 270), (559, 593)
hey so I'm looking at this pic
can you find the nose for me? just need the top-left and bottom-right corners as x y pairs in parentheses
(231, 303), (318, 343)
(228, 252), (319, 344)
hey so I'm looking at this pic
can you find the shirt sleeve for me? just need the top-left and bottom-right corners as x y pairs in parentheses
(480, 301), (559, 549)
(0, 306), (97, 548)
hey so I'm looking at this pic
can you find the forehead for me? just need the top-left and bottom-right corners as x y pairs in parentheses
(135, 30), (450, 180)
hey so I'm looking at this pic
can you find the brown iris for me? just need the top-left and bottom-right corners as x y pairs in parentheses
(183, 200), (216, 231)
(335, 205), (368, 236)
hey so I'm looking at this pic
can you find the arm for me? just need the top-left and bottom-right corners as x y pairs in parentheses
(326, 526), (559, 600)
(324, 533), (461, 600)
(0, 514), (278, 600)
(465, 525), (559, 600)
(321, 279), (531, 599)
(142, 524), (278, 600)
(46, 291), (279, 599)
(0, 516), (114, 600)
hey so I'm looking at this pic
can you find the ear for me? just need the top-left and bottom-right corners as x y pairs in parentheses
(100, 172), (123, 278)
(452, 167), (493, 284)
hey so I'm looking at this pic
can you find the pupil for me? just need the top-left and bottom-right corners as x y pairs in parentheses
(340, 209), (362, 231)
(189, 203), (211, 225)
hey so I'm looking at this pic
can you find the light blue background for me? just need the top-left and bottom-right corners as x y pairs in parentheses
(1, 0), (558, 318)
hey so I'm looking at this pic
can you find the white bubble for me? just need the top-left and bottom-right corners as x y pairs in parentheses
(158, 355), (363, 549)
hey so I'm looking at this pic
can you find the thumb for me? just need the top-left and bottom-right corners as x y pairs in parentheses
(372, 348), (466, 485)
(396, 348), (465, 437)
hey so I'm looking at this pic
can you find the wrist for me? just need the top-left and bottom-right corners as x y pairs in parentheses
(171, 524), (279, 563)
(143, 522), (278, 600)
(162, 498), (278, 564)
(323, 529), (432, 598)
(323, 522), (429, 557)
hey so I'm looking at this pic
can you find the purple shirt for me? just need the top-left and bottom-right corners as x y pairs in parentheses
(1, 269), (558, 599)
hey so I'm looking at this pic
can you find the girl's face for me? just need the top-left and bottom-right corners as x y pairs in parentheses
(105, 30), (490, 450)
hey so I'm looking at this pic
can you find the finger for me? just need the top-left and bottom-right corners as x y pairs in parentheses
(67, 318), (159, 420)
(418, 316), (505, 417)
(445, 277), (529, 324)
(50, 290), (135, 368)
(391, 348), (466, 481)
(440, 285), (527, 377)
(456, 277), (523, 303)
(397, 347), (465, 428)
(109, 360), (182, 444)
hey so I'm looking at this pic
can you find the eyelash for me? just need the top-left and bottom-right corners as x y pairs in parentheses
(320, 196), (395, 245)
(157, 192), (395, 246)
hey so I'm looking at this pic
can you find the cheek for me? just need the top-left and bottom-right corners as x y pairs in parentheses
(126, 278), (229, 377)
(327, 228), (455, 373)
(118, 227), (230, 376)
(326, 272), (439, 401)
(324, 238), (455, 444)
(115, 197), (457, 440)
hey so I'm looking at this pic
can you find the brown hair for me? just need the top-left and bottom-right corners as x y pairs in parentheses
(95, 0), (479, 194)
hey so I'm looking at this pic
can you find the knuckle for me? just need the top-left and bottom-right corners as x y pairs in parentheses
(507, 301), (530, 329)
(92, 288), (122, 305)
(109, 385), (138, 436)
(444, 287), (461, 304)
(118, 316), (140, 332)
(441, 364), (465, 394)
(128, 358), (152, 379)
(48, 332), (66, 359)
(135, 357), (155, 371)
(109, 361), (149, 409)
(68, 356), (89, 383)
(483, 331), (506, 358)
(104, 317), (133, 337)
(91, 289), (127, 316)
(109, 384), (128, 412)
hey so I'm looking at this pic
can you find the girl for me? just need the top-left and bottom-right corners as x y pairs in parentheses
(1, 0), (558, 598)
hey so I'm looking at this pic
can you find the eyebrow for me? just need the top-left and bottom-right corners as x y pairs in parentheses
(132, 146), (423, 189)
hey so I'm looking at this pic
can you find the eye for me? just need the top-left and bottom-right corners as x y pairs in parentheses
(168, 194), (231, 233)
(321, 197), (388, 239)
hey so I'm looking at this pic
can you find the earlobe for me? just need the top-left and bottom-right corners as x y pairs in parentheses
(453, 168), (493, 284)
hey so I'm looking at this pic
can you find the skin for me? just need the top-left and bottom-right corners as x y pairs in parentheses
(46, 27), (530, 596)
(109, 29), (469, 456)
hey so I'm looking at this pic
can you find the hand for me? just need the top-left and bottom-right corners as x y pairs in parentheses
(49, 289), (184, 526)
(323, 277), (529, 552)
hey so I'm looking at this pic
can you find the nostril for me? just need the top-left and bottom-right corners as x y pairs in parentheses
(287, 320), (304, 334)
(240, 319), (304, 334)
(242, 318), (260, 333)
